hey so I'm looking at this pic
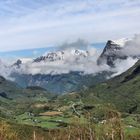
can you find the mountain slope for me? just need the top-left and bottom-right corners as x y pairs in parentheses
(0, 75), (51, 119)
(11, 71), (111, 94)
(83, 60), (140, 113)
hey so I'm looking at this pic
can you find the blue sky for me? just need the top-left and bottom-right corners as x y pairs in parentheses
(0, 42), (105, 62)
(0, 0), (140, 53)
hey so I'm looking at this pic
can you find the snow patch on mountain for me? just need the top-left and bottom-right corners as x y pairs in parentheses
(20, 58), (32, 63)
(113, 38), (129, 47)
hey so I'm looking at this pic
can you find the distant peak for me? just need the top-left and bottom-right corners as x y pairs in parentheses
(33, 49), (89, 63)
(12, 59), (22, 67)
(97, 39), (127, 67)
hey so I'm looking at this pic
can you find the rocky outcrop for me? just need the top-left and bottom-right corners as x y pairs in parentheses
(97, 40), (127, 67)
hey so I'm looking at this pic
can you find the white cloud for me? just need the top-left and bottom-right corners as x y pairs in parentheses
(112, 57), (138, 77)
(121, 34), (140, 56)
(0, 0), (139, 51)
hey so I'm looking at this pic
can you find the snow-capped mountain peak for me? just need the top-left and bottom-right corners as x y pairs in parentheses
(33, 49), (89, 63)
(97, 40), (127, 67)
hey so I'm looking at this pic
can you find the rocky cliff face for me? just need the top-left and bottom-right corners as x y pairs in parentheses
(12, 59), (22, 68)
(97, 40), (127, 67)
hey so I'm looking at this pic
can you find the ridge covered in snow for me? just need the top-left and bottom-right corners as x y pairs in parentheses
(33, 49), (89, 63)
(112, 38), (129, 47)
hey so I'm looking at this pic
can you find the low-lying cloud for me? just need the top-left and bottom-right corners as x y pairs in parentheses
(121, 34), (140, 56)
(13, 47), (110, 75)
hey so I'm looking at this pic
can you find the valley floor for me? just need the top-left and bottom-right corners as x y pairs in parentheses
(1, 98), (140, 140)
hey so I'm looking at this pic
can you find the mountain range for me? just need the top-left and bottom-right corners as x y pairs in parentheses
(8, 48), (107, 94)
(0, 38), (135, 94)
